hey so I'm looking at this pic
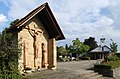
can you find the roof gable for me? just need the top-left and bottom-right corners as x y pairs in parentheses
(90, 45), (112, 53)
(9, 2), (65, 40)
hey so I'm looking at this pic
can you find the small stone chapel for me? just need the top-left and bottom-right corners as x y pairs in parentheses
(88, 37), (112, 60)
(9, 3), (65, 72)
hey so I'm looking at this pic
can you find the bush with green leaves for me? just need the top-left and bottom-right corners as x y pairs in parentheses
(105, 55), (120, 62)
(94, 60), (120, 69)
(0, 23), (26, 78)
(80, 57), (90, 60)
(94, 64), (111, 69)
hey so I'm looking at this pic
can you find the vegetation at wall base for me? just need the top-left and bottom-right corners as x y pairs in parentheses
(94, 60), (120, 69)
(80, 57), (90, 60)
(0, 70), (26, 79)
(105, 55), (120, 61)
(94, 64), (111, 69)
(0, 20), (26, 79)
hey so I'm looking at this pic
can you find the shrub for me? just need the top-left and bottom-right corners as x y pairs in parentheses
(94, 64), (111, 69)
(94, 61), (120, 69)
(80, 57), (90, 60)
(105, 55), (120, 62)
(86, 57), (90, 60)
(0, 70), (26, 79)
(0, 27), (24, 78)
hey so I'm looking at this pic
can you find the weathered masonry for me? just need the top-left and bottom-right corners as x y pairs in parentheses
(9, 2), (65, 72)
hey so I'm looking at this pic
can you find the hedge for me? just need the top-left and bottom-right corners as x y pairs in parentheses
(0, 70), (26, 79)
(94, 61), (120, 69)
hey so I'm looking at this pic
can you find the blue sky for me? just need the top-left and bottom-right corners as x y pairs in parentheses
(0, 0), (120, 51)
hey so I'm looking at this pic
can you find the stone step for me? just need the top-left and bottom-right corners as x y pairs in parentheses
(80, 71), (104, 79)
(98, 77), (104, 79)
(89, 74), (103, 79)
(83, 72), (98, 77)
(81, 70), (95, 76)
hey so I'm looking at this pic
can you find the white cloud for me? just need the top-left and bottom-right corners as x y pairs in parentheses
(1, 0), (120, 51)
(54, 0), (120, 51)
(0, 14), (8, 23)
(95, 16), (113, 26)
(107, 0), (120, 30)
(1, 0), (46, 20)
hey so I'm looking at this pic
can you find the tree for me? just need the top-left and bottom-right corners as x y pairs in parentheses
(71, 38), (90, 54)
(65, 44), (69, 50)
(72, 38), (82, 54)
(9, 19), (19, 28)
(110, 39), (118, 53)
(67, 45), (73, 54)
(83, 37), (98, 51)
(5, 19), (19, 32)
(80, 44), (90, 53)
(67, 38), (90, 60)
(57, 46), (67, 56)
(0, 20), (24, 79)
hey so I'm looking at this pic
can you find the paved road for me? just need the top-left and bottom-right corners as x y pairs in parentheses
(57, 60), (96, 74)
(58, 61), (115, 79)
(26, 60), (115, 79)
(27, 60), (96, 79)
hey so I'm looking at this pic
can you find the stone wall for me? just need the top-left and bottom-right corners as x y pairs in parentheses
(48, 38), (57, 69)
(53, 38), (57, 69)
(18, 15), (51, 71)
(95, 67), (120, 77)
(113, 67), (120, 77)
(48, 39), (54, 67)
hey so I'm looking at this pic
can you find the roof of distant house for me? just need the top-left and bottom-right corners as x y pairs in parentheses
(90, 45), (112, 53)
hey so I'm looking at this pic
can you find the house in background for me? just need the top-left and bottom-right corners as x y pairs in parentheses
(88, 37), (112, 60)
(8, 2), (65, 72)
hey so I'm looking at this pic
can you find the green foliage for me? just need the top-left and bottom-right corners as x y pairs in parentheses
(80, 44), (90, 53)
(67, 45), (74, 53)
(102, 61), (120, 69)
(86, 57), (90, 60)
(95, 59), (120, 69)
(80, 57), (90, 60)
(9, 19), (19, 28)
(71, 38), (82, 53)
(0, 70), (25, 79)
(65, 44), (68, 50)
(70, 38), (90, 54)
(105, 55), (120, 62)
(83, 37), (98, 51)
(57, 38), (90, 59)
(57, 46), (67, 56)
(110, 39), (118, 53)
(115, 53), (120, 57)
(94, 64), (111, 69)
(98, 55), (120, 69)
(0, 20), (24, 79)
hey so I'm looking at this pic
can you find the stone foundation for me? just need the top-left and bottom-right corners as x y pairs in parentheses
(95, 67), (120, 77)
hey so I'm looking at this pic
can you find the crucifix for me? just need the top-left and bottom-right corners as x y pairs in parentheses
(26, 25), (43, 67)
